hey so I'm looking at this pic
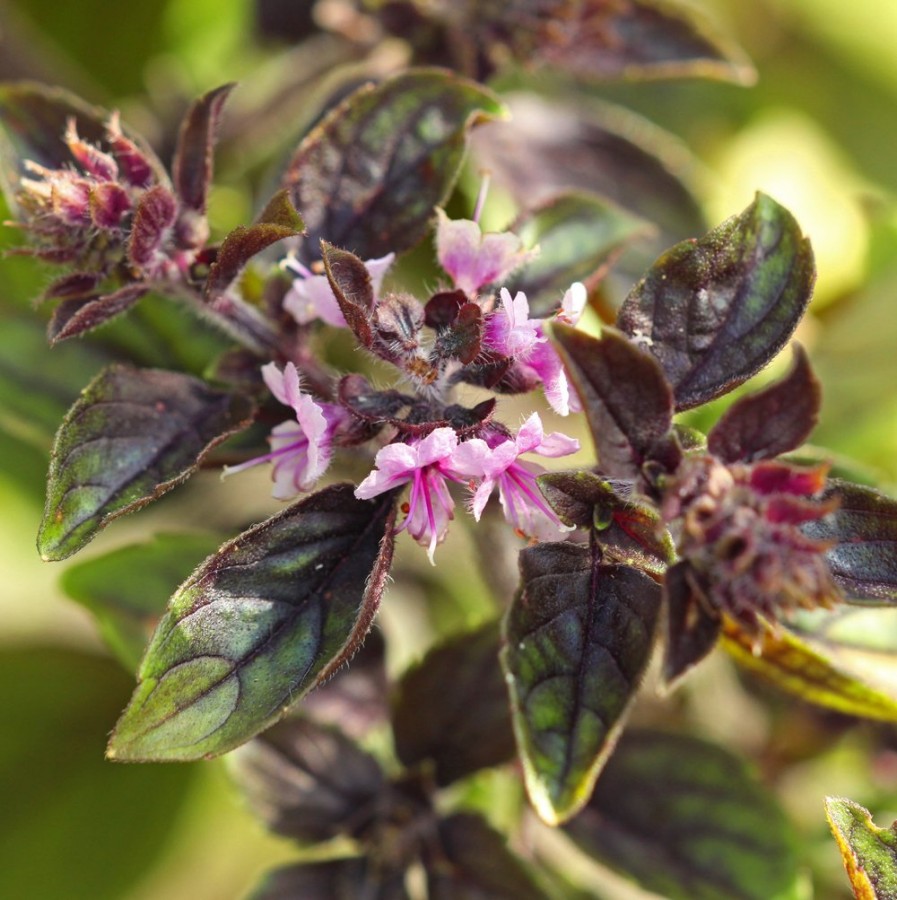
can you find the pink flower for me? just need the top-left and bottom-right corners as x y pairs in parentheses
(435, 208), (533, 295)
(223, 362), (346, 499)
(281, 252), (394, 327)
(484, 287), (543, 359)
(452, 413), (579, 540)
(355, 427), (461, 564)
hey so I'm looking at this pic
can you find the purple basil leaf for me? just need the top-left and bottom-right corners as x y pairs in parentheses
(505, 191), (651, 318)
(128, 184), (178, 270)
(391, 621), (515, 786)
(708, 345), (820, 463)
(564, 730), (800, 900)
(426, 813), (547, 900)
(107, 484), (397, 761)
(424, 289), (467, 330)
(48, 284), (148, 344)
(537, 471), (674, 574)
(284, 68), (506, 262)
(503, 542), (661, 824)
(230, 717), (385, 842)
(802, 480), (897, 605)
(204, 189), (305, 299)
(171, 83), (235, 213)
(251, 858), (408, 900)
(434, 301), (481, 364)
(0, 82), (167, 211)
(618, 193), (816, 410)
(338, 374), (419, 427)
(37, 365), (254, 561)
(550, 323), (678, 480)
(43, 272), (102, 301)
(322, 241), (376, 347)
(662, 561), (721, 688)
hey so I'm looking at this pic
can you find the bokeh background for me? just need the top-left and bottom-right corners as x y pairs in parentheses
(2, 0), (897, 897)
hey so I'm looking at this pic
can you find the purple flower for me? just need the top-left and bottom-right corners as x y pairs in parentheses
(483, 287), (543, 358)
(355, 428), (461, 564)
(452, 413), (580, 540)
(281, 253), (394, 327)
(435, 208), (533, 295)
(223, 362), (346, 499)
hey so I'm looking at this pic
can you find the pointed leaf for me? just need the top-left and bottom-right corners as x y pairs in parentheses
(60, 532), (223, 671)
(107, 484), (397, 761)
(564, 730), (800, 900)
(392, 621), (515, 786)
(618, 193), (816, 410)
(172, 83), (235, 212)
(38, 365), (254, 561)
(825, 797), (897, 900)
(720, 616), (897, 721)
(537, 471), (674, 574)
(322, 241), (376, 346)
(506, 192), (651, 317)
(48, 284), (148, 344)
(502, 542), (661, 824)
(663, 561), (721, 688)
(550, 323), (678, 479)
(801, 480), (897, 604)
(205, 189), (305, 298)
(284, 68), (506, 261)
(251, 859), (408, 900)
(231, 718), (385, 842)
(427, 814), (547, 900)
(708, 345), (820, 463)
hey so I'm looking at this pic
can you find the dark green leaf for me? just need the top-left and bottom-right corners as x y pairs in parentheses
(205, 190), (305, 299)
(564, 730), (800, 900)
(108, 484), (397, 761)
(550, 324), (678, 480)
(427, 814), (547, 900)
(0, 647), (195, 900)
(284, 68), (506, 261)
(618, 193), (815, 410)
(720, 616), (897, 721)
(537, 471), (673, 574)
(502, 542), (661, 824)
(37, 365), (254, 561)
(825, 797), (897, 899)
(663, 561), (721, 688)
(506, 191), (650, 317)
(60, 532), (223, 671)
(172, 83), (235, 213)
(392, 621), (515, 786)
(470, 0), (753, 84)
(801, 480), (897, 604)
(231, 718), (384, 842)
(251, 858), (408, 900)
(708, 345), (820, 463)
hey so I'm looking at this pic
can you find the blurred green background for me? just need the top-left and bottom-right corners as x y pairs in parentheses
(3, 0), (897, 897)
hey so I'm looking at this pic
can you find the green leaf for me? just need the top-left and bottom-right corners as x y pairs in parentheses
(801, 480), (897, 604)
(284, 67), (506, 262)
(392, 620), (515, 786)
(108, 484), (397, 761)
(825, 797), (897, 900)
(506, 192), (650, 317)
(38, 365), (254, 561)
(60, 532), (223, 671)
(427, 813), (547, 900)
(251, 859), (408, 900)
(231, 718), (385, 842)
(617, 193), (816, 411)
(502, 542), (661, 825)
(0, 647), (195, 900)
(550, 324), (678, 480)
(720, 616), (897, 721)
(564, 730), (800, 900)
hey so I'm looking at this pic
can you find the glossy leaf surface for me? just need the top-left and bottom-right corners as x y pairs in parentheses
(108, 484), (396, 761)
(284, 68), (505, 261)
(503, 542), (661, 824)
(618, 193), (815, 410)
(564, 730), (800, 900)
(60, 532), (222, 671)
(38, 365), (253, 561)
(392, 621), (515, 786)
(825, 797), (897, 900)
(550, 323), (677, 479)
(802, 480), (897, 604)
